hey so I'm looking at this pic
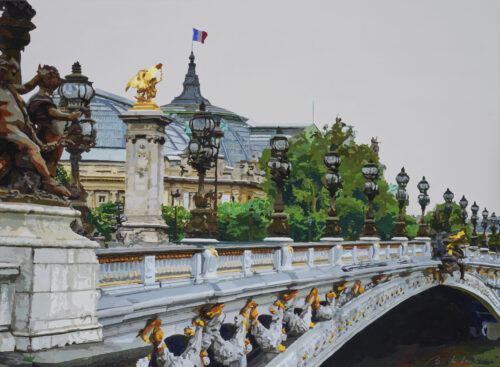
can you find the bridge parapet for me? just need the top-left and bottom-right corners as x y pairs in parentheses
(18, 238), (496, 366)
(95, 239), (434, 291)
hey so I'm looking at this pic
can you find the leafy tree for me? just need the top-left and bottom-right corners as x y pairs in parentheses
(425, 203), (470, 237)
(56, 164), (71, 187)
(161, 205), (191, 242)
(86, 201), (120, 241)
(260, 119), (403, 241)
(217, 198), (272, 241)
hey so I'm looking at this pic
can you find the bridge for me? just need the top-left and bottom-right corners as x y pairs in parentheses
(1, 209), (499, 366)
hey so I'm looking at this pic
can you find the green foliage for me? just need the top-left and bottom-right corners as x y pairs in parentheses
(217, 198), (272, 241)
(161, 205), (191, 242)
(56, 164), (71, 187)
(259, 120), (404, 241)
(425, 203), (469, 237)
(86, 201), (121, 241)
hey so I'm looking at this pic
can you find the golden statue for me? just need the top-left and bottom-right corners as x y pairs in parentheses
(126, 63), (163, 110)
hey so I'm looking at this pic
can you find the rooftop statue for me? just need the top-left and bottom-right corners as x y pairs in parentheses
(0, 55), (71, 199)
(125, 63), (163, 110)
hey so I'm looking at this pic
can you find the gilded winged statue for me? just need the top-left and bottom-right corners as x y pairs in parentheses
(125, 63), (163, 107)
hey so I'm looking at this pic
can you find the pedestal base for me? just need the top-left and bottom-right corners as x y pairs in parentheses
(263, 237), (294, 243)
(119, 221), (168, 246)
(0, 331), (15, 352)
(0, 201), (102, 352)
(181, 238), (219, 244)
(391, 236), (409, 241)
(320, 237), (344, 242)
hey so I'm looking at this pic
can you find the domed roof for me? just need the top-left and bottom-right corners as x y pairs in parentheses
(64, 89), (255, 167)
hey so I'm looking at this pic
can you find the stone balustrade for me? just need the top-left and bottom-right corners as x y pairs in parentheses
(95, 239), (437, 289)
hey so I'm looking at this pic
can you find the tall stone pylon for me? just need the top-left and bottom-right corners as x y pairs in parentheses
(119, 109), (172, 246)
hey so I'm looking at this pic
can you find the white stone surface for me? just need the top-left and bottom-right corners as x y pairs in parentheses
(0, 201), (102, 351)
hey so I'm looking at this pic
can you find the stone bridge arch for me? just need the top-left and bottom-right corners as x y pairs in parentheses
(270, 272), (500, 367)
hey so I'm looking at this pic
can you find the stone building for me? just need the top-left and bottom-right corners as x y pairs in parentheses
(61, 52), (308, 209)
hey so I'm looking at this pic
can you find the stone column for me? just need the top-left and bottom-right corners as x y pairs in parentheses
(119, 109), (172, 246)
(0, 201), (102, 352)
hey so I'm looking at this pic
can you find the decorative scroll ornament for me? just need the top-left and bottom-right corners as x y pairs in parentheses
(126, 63), (163, 110)
(250, 300), (287, 353)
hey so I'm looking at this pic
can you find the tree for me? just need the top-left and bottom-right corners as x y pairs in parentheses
(260, 119), (403, 241)
(161, 205), (191, 241)
(56, 164), (71, 187)
(217, 198), (272, 241)
(86, 201), (120, 241)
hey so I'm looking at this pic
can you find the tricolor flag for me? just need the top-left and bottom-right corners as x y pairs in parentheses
(192, 28), (208, 44)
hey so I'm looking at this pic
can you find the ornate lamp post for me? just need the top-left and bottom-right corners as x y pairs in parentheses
(489, 212), (498, 250)
(443, 188), (454, 233)
(58, 61), (96, 200)
(266, 128), (291, 239)
(481, 208), (489, 247)
(393, 167), (410, 238)
(470, 201), (479, 245)
(184, 103), (218, 240)
(417, 177), (430, 237)
(321, 147), (342, 240)
(458, 195), (468, 231)
(171, 189), (181, 242)
(361, 160), (379, 238)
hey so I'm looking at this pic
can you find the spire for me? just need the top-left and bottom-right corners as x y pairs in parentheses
(170, 51), (210, 105)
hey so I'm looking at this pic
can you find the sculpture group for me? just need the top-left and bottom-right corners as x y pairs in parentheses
(0, 56), (81, 199)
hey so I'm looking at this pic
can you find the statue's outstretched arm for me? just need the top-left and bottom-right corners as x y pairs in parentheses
(16, 74), (40, 94)
(48, 107), (81, 121)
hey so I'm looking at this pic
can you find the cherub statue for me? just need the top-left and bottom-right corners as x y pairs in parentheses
(0, 55), (70, 197)
(201, 302), (253, 366)
(27, 65), (82, 177)
(249, 300), (287, 353)
(126, 63), (163, 108)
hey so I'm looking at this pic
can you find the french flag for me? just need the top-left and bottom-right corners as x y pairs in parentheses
(192, 28), (208, 44)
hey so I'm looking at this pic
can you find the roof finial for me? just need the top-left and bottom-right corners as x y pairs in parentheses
(168, 51), (210, 106)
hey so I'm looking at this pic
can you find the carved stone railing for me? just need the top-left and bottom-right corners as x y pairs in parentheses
(95, 239), (436, 290)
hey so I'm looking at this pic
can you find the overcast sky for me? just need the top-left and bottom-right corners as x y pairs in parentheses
(22, 0), (500, 216)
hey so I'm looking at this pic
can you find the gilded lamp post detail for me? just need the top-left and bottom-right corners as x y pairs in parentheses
(321, 146), (342, 240)
(392, 167), (409, 238)
(361, 160), (379, 238)
(184, 103), (219, 240)
(266, 128), (291, 239)
(416, 176), (431, 237)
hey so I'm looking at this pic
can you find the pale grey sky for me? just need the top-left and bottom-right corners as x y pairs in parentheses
(22, 0), (500, 216)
